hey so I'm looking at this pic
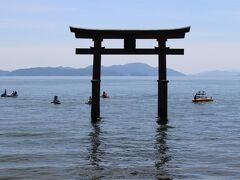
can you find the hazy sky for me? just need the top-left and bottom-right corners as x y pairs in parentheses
(0, 0), (240, 73)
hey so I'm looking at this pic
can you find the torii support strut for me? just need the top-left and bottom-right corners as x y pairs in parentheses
(70, 26), (190, 124)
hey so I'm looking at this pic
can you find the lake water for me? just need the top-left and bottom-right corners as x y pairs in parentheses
(0, 76), (240, 179)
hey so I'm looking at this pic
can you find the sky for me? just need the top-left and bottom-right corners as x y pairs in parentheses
(0, 0), (240, 74)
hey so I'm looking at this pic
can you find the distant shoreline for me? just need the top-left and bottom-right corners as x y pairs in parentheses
(0, 63), (184, 77)
(1, 63), (239, 77)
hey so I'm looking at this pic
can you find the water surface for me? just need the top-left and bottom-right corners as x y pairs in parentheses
(0, 76), (239, 179)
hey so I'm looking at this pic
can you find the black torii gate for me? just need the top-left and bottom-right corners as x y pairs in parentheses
(70, 26), (190, 124)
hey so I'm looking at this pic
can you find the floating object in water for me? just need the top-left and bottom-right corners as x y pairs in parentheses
(1, 90), (18, 98)
(101, 95), (109, 98)
(85, 96), (92, 104)
(85, 101), (91, 105)
(101, 91), (109, 98)
(1, 94), (18, 98)
(51, 96), (61, 104)
(192, 91), (213, 103)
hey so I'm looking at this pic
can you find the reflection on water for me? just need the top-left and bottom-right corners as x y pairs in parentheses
(155, 125), (171, 177)
(88, 122), (104, 169)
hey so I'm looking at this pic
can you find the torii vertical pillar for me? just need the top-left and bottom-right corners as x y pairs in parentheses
(91, 38), (102, 122)
(157, 38), (168, 124)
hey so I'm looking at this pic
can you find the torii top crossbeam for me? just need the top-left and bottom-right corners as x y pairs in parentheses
(70, 26), (190, 55)
(70, 26), (190, 39)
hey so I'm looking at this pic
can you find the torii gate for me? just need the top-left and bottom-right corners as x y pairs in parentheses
(70, 26), (190, 124)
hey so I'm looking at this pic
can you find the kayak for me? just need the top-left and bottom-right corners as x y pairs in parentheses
(85, 101), (91, 104)
(51, 100), (61, 104)
(1, 94), (18, 98)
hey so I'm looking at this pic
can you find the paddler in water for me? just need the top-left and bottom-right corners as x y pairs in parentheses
(1, 89), (7, 97)
(102, 91), (109, 98)
(51, 95), (61, 104)
(11, 91), (18, 97)
(86, 96), (92, 104)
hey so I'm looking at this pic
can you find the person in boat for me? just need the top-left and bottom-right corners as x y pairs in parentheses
(102, 91), (109, 98)
(51, 95), (61, 104)
(194, 94), (197, 100)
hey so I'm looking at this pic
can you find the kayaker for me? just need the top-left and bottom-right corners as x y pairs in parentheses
(102, 91), (109, 98)
(86, 96), (92, 104)
(1, 89), (7, 97)
(51, 96), (61, 104)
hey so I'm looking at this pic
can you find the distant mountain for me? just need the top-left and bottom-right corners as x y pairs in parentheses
(101, 63), (184, 76)
(192, 70), (240, 77)
(0, 70), (9, 76)
(0, 63), (185, 76)
(9, 67), (90, 76)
